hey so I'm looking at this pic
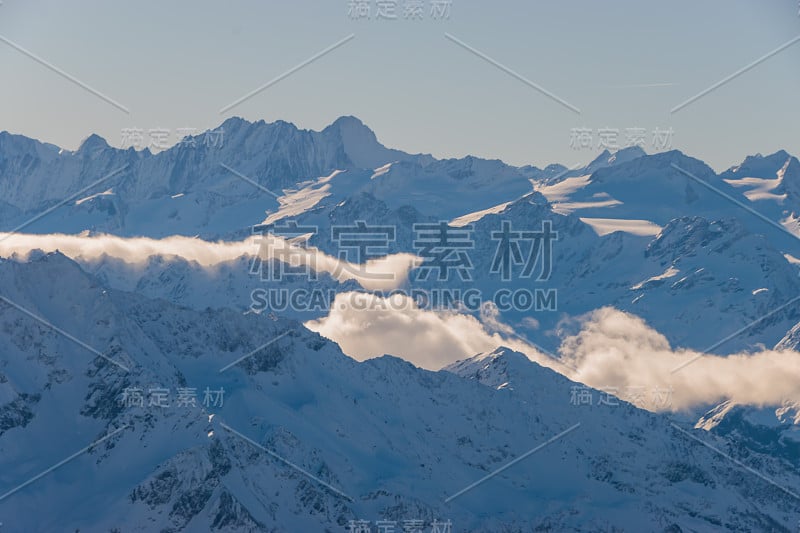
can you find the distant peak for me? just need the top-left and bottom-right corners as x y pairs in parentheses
(586, 146), (646, 172)
(649, 149), (703, 168)
(615, 145), (647, 159)
(218, 115), (251, 132)
(220, 115), (247, 126)
(725, 149), (796, 176)
(323, 115), (377, 140)
(743, 150), (790, 164)
(271, 119), (298, 129)
(77, 133), (109, 152)
(328, 115), (368, 129)
(322, 115), (395, 169)
(587, 149), (612, 168)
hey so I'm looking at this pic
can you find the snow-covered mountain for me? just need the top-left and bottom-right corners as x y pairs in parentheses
(0, 116), (524, 238)
(0, 255), (799, 531)
(3, 117), (798, 354)
(2, 117), (800, 531)
(720, 150), (800, 239)
(5, 116), (799, 356)
(4, 116), (799, 250)
(697, 400), (800, 469)
(0, 116), (415, 237)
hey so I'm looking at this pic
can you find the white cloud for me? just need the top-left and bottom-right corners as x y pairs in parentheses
(561, 307), (800, 412)
(4, 233), (798, 414)
(308, 297), (800, 413)
(0, 232), (417, 290)
(305, 292), (536, 370)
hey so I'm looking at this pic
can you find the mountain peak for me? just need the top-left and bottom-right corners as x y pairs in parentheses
(586, 149), (612, 170)
(444, 346), (543, 390)
(77, 133), (109, 153)
(217, 115), (254, 136)
(754, 149), (792, 160)
(323, 115), (379, 144)
(322, 115), (403, 169)
(328, 115), (369, 130)
(215, 116), (303, 139)
(725, 149), (795, 175)
(586, 145), (647, 172)
(746, 149), (791, 165)
(614, 144), (647, 160)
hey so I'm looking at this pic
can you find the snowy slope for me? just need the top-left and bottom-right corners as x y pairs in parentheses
(0, 255), (799, 531)
(397, 191), (800, 354)
(721, 150), (800, 238)
(0, 117), (525, 238)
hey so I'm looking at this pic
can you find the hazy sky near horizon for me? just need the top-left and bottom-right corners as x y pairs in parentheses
(0, 0), (798, 171)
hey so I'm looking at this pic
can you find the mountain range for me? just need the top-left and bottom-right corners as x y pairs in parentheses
(0, 117), (799, 531)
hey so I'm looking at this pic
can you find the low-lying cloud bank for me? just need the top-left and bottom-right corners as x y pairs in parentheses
(306, 292), (539, 370)
(307, 294), (800, 414)
(0, 232), (417, 290)
(562, 307), (800, 412)
(2, 233), (797, 414)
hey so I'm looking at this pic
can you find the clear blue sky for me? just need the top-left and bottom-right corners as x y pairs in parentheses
(0, 0), (798, 170)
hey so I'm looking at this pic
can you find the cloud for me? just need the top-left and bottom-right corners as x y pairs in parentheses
(305, 292), (536, 370)
(0, 232), (416, 290)
(308, 297), (800, 413)
(479, 301), (517, 335)
(3, 233), (797, 414)
(561, 307), (800, 412)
